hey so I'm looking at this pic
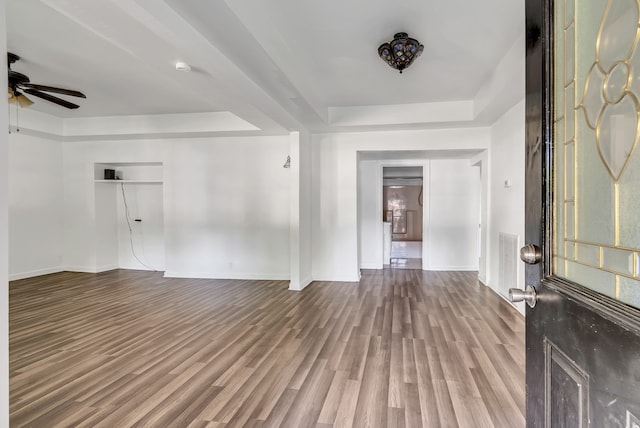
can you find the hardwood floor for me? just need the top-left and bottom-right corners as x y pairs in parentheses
(9, 269), (525, 427)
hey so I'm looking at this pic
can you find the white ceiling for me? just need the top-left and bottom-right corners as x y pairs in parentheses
(6, 0), (525, 134)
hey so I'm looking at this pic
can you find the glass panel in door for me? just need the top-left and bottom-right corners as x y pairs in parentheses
(554, 0), (640, 309)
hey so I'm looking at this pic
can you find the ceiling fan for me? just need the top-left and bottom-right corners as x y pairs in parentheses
(7, 52), (86, 109)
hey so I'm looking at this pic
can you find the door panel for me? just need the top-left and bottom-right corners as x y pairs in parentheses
(525, 0), (640, 426)
(537, 282), (640, 427)
(545, 339), (589, 428)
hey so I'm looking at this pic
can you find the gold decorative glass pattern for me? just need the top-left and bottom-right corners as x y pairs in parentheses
(554, 0), (640, 309)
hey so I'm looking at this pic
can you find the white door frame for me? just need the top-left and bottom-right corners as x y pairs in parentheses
(470, 151), (489, 284)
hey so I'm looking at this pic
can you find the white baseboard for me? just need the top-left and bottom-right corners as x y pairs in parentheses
(9, 266), (64, 281)
(289, 275), (313, 291)
(310, 273), (360, 282)
(10, 267), (292, 283)
(163, 271), (289, 281)
(117, 265), (165, 273)
(427, 266), (478, 271)
(63, 265), (118, 274)
(359, 261), (381, 270)
(96, 264), (118, 273)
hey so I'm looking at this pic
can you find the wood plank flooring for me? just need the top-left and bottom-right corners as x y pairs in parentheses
(9, 269), (525, 427)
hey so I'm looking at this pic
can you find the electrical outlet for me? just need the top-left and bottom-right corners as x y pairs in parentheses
(627, 410), (640, 428)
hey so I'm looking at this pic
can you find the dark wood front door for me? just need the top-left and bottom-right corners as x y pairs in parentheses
(524, 0), (640, 426)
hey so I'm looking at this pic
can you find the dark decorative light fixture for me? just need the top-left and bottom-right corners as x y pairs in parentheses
(378, 32), (424, 73)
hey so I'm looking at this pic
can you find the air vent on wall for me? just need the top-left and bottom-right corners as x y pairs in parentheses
(499, 232), (519, 298)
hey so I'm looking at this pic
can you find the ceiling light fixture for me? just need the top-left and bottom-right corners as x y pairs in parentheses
(378, 32), (424, 74)
(175, 61), (192, 72)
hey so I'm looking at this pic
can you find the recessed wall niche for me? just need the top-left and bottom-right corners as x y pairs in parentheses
(94, 162), (165, 272)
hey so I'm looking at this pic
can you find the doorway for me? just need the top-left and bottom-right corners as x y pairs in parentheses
(382, 166), (423, 269)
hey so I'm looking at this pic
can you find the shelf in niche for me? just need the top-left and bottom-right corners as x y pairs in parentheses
(98, 162), (162, 167)
(94, 161), (163, 182)
(95, 179), (162, 184)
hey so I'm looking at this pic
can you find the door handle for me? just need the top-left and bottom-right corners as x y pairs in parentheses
(508, 285), (537, 308)
(520, 244), (542, 264)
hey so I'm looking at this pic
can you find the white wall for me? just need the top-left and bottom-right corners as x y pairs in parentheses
(95, 183), (119, 270)
(164, 137), (290, 279)
(8, 133), (64, 279)
(428, 159), (480, 270)
(313, 128), (490, 281)
(289, 130), (313, 290)
(63, 141), (99, 271)
(299, 130), (313, 287)
(1, 2), (9, 423)
(358, 158), (480, 271)
(63, 136), (291, 279)
(358, 160), (381, 269)
(488, 99), (526, 313)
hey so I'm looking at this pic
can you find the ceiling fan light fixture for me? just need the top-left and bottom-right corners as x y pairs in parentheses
(378, 32), (424, 74)
(7, 52), (85, 109)
(15, 92), (34, 108)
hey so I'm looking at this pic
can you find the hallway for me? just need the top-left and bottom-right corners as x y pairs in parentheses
(390, 241), (422, 269)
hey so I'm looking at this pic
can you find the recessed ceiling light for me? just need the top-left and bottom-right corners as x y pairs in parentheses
(175, 62), (191, 72)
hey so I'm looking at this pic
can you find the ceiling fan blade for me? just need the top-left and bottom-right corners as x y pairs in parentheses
(21, 83), (86, 98)
(16, 93), (34, 107)
(24, 88), (79, 109)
